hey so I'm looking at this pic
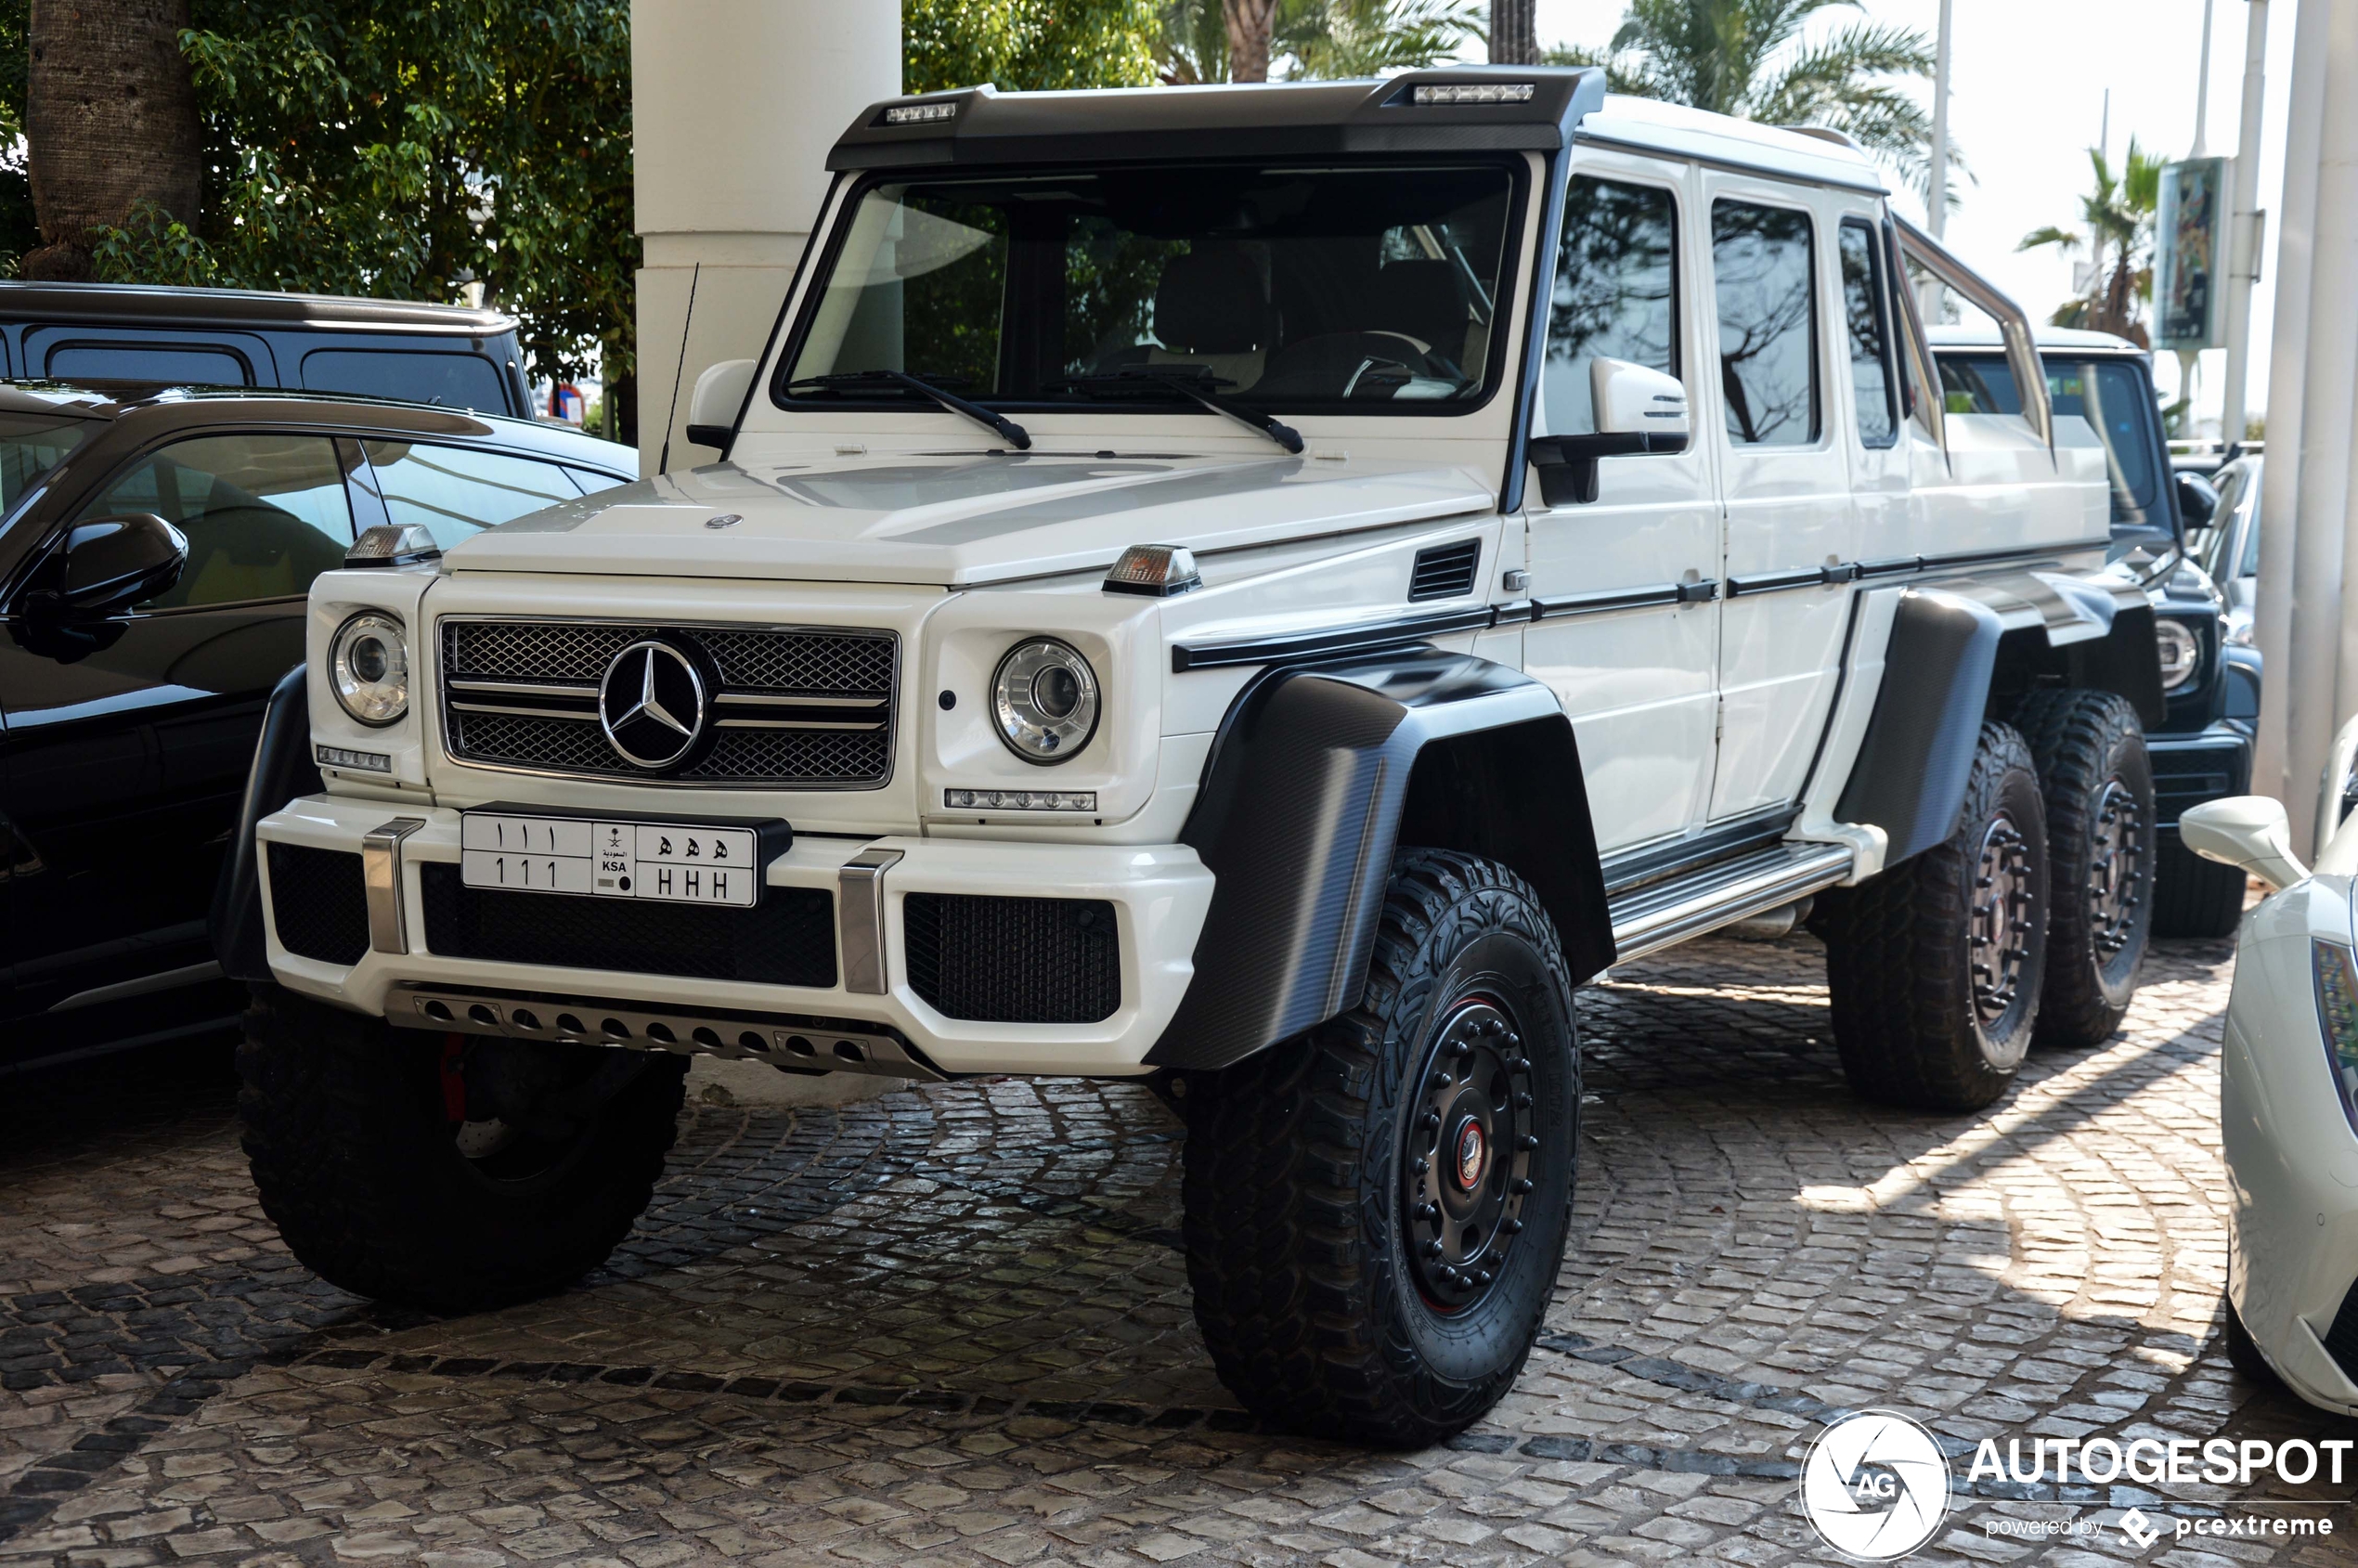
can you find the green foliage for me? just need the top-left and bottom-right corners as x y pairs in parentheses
(1158, 0), (1479, 83)
(2019, 138), (2165, 343)
(906, 0), (1163, 93)
(1559, 0), (1952, 203)
(84, 2), (634, 384)
(0, 0), (35, 273)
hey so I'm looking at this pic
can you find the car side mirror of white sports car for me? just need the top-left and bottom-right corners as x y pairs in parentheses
(2181, 796), (2309, 892)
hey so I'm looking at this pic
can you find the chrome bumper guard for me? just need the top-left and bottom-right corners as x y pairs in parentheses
(391, 985), (943, 1081)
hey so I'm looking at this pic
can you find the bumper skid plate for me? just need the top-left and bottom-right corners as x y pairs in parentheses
(393, 984), (942, 1081)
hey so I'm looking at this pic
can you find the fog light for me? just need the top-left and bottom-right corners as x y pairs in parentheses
(316, 744), (392, 773)
(946, 788), (1097, 811)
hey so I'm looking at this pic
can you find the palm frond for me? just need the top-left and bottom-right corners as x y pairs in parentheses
(2018, 225), (2081, 253)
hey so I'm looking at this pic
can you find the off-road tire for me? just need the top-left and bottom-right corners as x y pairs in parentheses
(1179, 849), (1579, 1447)
(2152, 831), (2250, 938)
(239, 984), (687, 1313)
(1816, 722), (2050, 1112)
(2013, 689), (2154, 1047)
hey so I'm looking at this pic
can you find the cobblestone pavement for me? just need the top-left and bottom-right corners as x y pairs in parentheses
(1, 930), (2352, 1567)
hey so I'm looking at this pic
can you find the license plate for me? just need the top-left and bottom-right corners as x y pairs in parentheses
(460, 812), (762, 907)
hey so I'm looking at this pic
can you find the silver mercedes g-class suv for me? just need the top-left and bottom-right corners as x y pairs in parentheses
(224, 69), (2162, 1446)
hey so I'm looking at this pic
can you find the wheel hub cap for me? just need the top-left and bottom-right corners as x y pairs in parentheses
(1402, 998), (1535, 1314)
(1969, 812), (2036, 1026)
(2087, 777), (2145, 957)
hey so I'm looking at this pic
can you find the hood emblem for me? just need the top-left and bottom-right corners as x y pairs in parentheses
(599, 640), (708, 770)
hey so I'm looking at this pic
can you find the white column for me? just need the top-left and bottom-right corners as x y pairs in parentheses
(632, 0), (900, 473)
(2252, 0), (2358, 850)
(2219, 0), (2271, 452)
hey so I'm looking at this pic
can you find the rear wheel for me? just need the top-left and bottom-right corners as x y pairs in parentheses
(239, 984), (687, 1312)
(2014, 689), (2154, 1046)
(1816, 722), (2050, 1111)
(1180, 849), (1578, 1447)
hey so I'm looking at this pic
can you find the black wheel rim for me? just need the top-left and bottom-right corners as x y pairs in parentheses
(1400, 993), (1535, 1315)
(1969, 811), (2037, 1026)
(2087, 776), (2146, 958)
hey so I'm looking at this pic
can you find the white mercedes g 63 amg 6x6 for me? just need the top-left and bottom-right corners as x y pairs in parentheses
(225, 69), (2161, 1446)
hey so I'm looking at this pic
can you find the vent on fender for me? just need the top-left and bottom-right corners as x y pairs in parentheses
(1408, 538), (1482, 601)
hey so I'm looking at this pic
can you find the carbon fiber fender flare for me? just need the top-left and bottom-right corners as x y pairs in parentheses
(1145, 647), (1613, 1073)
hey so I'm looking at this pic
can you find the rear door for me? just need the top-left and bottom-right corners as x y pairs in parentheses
(1702, 175), (1857, 822)
(1522, 151), (1724, 853)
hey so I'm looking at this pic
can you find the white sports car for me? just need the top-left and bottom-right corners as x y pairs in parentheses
(2183, 718), (2358, 1412)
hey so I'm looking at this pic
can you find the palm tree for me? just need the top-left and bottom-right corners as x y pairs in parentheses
(1162, 0), (1481, 84)
(23, 0), (201, 280)
(2019, 139), (2165, 345)
(1549, 0), (1950, 205)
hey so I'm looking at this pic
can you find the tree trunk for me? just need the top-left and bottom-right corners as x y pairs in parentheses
(24, 0), (201, 281)
(1223, 0), (1277, 83)
(1490, 0), (1538, 65)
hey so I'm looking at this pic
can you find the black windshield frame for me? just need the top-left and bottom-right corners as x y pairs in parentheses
(770, 156), (1532, 421)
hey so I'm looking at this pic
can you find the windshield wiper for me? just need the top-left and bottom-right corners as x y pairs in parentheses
(788, 369), (1031, 451)
(1046, 370), (1302, 455)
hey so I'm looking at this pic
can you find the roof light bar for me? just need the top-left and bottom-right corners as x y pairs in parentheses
(1412, 83), (1535, 105)
(945, 789), (1097, 812)
(884, 101), (958, 125)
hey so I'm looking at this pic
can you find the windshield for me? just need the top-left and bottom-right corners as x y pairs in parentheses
(782, 162), (1520, 411)
(0, 412), (91, 518)
(1938, 352), (2167, 529)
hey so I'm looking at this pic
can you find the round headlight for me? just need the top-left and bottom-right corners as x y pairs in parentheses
(330, 611), (409, 726)
(991, 638), (1099, 763)
(2155, 618), (2202, 693)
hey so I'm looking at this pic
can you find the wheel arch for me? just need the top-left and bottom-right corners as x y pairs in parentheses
(1835, 588), (2163, 867)
(1145, 649), (1613, 1073)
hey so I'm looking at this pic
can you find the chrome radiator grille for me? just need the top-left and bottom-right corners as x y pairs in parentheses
(437, 618), (898, 787)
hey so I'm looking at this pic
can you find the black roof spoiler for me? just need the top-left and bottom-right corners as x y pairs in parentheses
(827, 67), (1609, 172)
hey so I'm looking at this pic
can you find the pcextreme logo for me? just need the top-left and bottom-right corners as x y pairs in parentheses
(1799, 1411), (1952, 1561)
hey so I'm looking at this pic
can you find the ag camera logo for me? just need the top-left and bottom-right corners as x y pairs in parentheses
(1800, 1411), (1952, 1560)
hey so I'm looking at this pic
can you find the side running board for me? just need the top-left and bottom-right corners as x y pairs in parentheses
(1607, 841), (1855, 965)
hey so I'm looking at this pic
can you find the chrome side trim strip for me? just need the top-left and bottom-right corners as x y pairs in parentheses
(1608, 841), (1853, 965)
(362, 818), (427, 955)
(48, 959), (223, 1013)
(837, 847), (904, 996)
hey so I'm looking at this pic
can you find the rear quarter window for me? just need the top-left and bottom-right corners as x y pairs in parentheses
(302, 349), (511, 414)
(47, 341), (253, 385)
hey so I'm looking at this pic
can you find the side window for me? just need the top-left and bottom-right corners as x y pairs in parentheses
(362, 441), (581, 550)
(304, 350), (512, 415)
(1837, 221), (1897, 447)
(77, 434), (354, 611)
(1711, 200), (1819, 446)
(1541, 175), (1678, 434)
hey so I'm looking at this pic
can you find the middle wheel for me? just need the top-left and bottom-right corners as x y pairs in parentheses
(1180, 848), (1579, 1448)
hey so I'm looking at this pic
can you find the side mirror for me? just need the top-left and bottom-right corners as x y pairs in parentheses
(29, 513), (188, 616)
(2176, 471), (2218, 528)
(2180, 795), (2308, 893)
(1527, 358), (1691, 507)
(685, 358), (757, 451)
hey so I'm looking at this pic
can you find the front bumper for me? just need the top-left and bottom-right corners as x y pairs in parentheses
(254, 794), (1214, 1077)
(2149, 721), (2254, 831)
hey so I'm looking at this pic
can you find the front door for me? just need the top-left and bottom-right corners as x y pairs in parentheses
(0, 431), (357, 1030)
(1522, 153), (1722, 854)
(1702, 175), (1858, 822)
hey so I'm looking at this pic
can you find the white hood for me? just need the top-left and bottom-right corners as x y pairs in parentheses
(447, 450), (1496, 587)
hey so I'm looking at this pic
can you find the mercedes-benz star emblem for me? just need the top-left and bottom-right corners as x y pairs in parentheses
(599, 640), (708, 770)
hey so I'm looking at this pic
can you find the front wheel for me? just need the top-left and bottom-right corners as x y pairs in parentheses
(1180, 849), (1579, 1447)
(239, 984), (687, 1313)
(1816, 722), (2051, 1111)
